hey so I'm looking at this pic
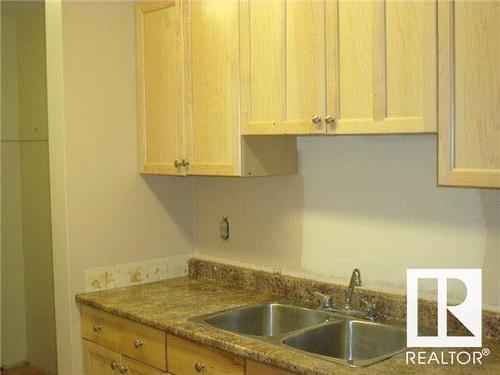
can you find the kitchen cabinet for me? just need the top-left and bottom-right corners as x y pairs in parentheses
(83, 340), (167, 375)
(241, 0), (437, 135)
(83, 340), (121, 375)
(167, 334), (245, 375)
(136, 0), (186, 176)
(82, 306), (168, 373)
(438, 0), (500, 188)
(246, 361), (293, 375)
(137, 0), (298, 177)
(81, 307), (301, 375)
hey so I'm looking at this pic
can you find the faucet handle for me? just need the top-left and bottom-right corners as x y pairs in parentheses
(361, 299), (378, 321)
(314, 292), (332, 309)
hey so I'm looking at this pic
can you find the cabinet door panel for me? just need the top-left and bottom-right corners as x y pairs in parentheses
(137, 0), (185, 175)
(438, 1), (500, 188)
(241, 0), (326, 135)
(188, 0), (241, 176)
(326, 0), (437, 135)
(83, 340), (121, 375)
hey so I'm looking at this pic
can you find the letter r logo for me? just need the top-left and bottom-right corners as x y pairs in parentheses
(407, 269), (482, 348)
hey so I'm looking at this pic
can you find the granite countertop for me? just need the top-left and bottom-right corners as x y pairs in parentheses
(76, 277), (500, 375)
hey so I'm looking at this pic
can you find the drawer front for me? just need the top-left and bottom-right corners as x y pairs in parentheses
(246, 360), (293, 375)
(82, 306), (121, 352)
(167, 335), (245, 375)
(122, 356), (169, 375)
(120, 318), (167, 371)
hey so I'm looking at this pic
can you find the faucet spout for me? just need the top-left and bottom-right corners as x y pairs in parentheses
(345, 268), (362, 312)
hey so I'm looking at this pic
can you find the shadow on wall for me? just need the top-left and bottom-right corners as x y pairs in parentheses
(142, 175), (195, 243)
(194, 167), (305, 272)
(481, 191), (500, 309)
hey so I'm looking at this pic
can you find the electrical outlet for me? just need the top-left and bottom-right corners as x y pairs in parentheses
(220, 217), (230, 240)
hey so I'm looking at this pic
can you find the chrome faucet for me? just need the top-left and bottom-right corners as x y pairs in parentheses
(344, 268), (362, 312)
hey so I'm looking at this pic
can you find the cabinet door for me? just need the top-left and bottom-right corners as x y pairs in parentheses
(83, 340), (121, 375)
(438, 1), (500, 188)
(326, 0), (437, 135)
(122, 356), (167, 375)
(187, 0), (241, 176)
(240, 0), (326, 135)
(137, 0), (186, 175)
(167, 335), (244, 375)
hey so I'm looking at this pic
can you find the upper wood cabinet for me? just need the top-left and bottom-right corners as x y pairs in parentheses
(137, 0), (298, 177)
(438, 0), (500, 188)
(240, 0), (327, 135)
(241, 0), (437, 136)
(137, 0), (186, 176)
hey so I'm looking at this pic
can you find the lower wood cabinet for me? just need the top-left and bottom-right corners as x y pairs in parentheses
(166, 334), (244, 375)
(83, 340), (167, 375)
(82, 306), (293, 375)
(246, 361), (293, 375)
(82, 306), (167, 373)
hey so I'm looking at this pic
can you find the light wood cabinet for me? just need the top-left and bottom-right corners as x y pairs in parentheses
(82, 306), (167, 372)
(246, 361), (293, 375)
(84, 340), (122, 375)
(167, 335), (245, 375)
(240, 0), (327, 135)
(438, 0), (500, 188)
(136, 0), (187, 176)
(241, 0), (437, 136)
(137, 0), (298, 177)
(83, 340), (167, 375)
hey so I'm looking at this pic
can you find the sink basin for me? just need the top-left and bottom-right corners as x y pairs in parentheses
(283, 319), (406, 367)
(200, 303), (330, 337)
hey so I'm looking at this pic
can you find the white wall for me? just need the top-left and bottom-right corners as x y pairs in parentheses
(195, 136), (500, 312)
(47, 2), (194, 373)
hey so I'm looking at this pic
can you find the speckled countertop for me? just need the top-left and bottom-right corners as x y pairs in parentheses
(76, 276), (500, 375)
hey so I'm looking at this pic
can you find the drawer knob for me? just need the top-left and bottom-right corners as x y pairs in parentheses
(174, 159), (182, 168)
(325, 115), (336, 125)
(119, 367), (128, 374)
(110, 361), (119, 370)
(311, 114), (322, 125)
(134, 339), (144, 349)
(181, 159), (190, 167)
(93, 323), (102, 332)
(194, 362), (205, 372)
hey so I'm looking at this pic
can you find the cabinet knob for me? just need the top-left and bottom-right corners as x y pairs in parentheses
(311, 115), (322, 125)
(119, 367), (128, 374)
(93, 323), (102, 333)
(134, 339), (144, 349)
(174, 160), (182, 168)
(194, 362), (205, 372)
(181, 159), (190, 167)
(325, 115), (336, 125)
(110, 361), (119, 370)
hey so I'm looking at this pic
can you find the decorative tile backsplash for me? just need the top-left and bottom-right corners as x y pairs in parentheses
(85, 254), (189, 292)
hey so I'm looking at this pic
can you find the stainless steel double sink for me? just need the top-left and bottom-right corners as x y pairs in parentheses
(191, 303), (406, 367)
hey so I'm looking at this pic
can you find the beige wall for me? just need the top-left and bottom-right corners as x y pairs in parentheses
(1, 7), (28, 366)
(47, 1), (194, 373)
(1, 1), (57, 372)
(195, 136), (500, 312)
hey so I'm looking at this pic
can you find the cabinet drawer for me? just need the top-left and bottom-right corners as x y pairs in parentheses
(122, 356), (169, 375)
(167, 335), (244, 375)
(246, 360), (293, 375)
(82, 306), (121, 352)
(120, 318), (167, 371)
